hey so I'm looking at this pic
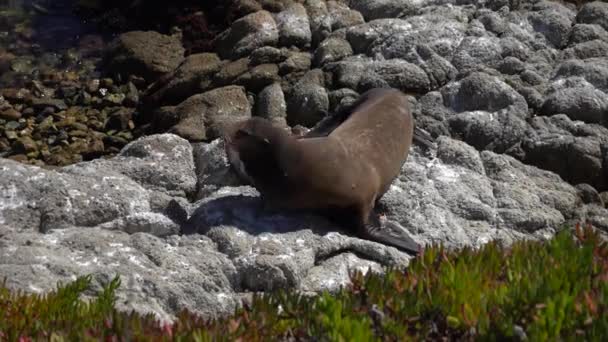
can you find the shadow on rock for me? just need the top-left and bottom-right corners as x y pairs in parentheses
(181, 193), (347, 237)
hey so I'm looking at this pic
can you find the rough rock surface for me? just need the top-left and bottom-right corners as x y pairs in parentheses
(4, 0), (608, 325)
(104, 31), (185, 83)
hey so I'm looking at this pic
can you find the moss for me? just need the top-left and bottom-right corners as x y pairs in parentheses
(1, 223), (607, 340)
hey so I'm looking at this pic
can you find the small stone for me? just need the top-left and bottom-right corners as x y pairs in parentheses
(101, 78), (114, 88)
(87, 79), (100, 93)
(70, 130), (88, 137)
(0, 108), (21, 120)
(103, 93), (125, 106)
(123, 82), (139, 107)
(103, 134), (129, 148)
(13, 136), (38, 153)
(5, 130), (18, 140)
(71, 122), (88, 131)
(30, 98), (68, 111)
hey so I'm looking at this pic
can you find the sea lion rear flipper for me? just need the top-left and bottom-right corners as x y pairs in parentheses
(361, 216), (421, 255)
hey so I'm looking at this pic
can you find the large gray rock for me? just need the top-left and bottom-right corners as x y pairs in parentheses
(153, 85), (252, 142)
(348, 0), (416, 21)
(576, 1), (608, 31)
(275, 3), (311, 48)
(215, 10), (279, 60)
(1, 130), (606, 322)
(104, 31), (185, 83)
(142, 53), (223, 109)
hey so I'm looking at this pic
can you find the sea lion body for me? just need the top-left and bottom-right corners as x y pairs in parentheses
(224, 88), (416, 251)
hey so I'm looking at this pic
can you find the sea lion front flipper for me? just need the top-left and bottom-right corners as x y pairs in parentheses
(361, 214), (420, 255)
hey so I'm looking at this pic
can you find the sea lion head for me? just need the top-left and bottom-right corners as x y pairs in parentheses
(223, 117), (293, 188)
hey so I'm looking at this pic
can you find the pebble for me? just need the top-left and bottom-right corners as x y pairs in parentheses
(0, 108), (21, 120)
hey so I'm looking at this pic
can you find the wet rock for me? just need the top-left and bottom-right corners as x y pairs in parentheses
(215, 10), (279, 60)
(142, 53), (222, 109)
(255, 83), (287, 121)
(286, 69), (329, 127)
(576, 1), (608, 31)
(275, 3), (311, 48)
(155, 86), (251, 142)
(105, 31), (185, 83)
(313, 37), (353, 66)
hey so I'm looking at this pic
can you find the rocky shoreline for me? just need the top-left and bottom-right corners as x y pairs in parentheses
(2, 0), (608, 322)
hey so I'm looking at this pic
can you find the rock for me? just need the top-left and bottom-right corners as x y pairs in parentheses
(451, 36), (503, 73)
(442, 72), (528, 115)
(105, 31), (185, 83)
(30, 98), (67, 111)
(528, 7), (574, 48)
(13, 136), (38, 154)
(192, 139), (243, 199)
(328, 58), (430, 93)
(0, 107), (21, 120)
(349, 0), (416, 20)
(215, 10), (279, 60)
(552, 58), (608, 93)
(255, 83), (287, 121)
(499, 56), (526, 75)
(562, 39), (608, 60)
(313, 37), (353, 66)
(155, 86), (251, 142)
(103, 93), (125, 106)
(235, 63), (280, 92)
(123, 82), (139, 107)
(326, 1), (365, 30)
(521, 114), (608, 190)
(142, 53), (223, 109)
(540, 87), (608, 125)
(0, 158), (151, 232)
(279, 52), (312, 74)
(303, 0), (332, 46)
(250, 46), (286, 65)
(567, 24), (608, 45)
(275, 3), (311, 48)
(213, 58), (251, 87)
(576, 183), (603, 205)
(286, 69), (329, 127)
(576, 1), (608, 31)
(404, 44), (456, 89)
(69, 134), (197, 197)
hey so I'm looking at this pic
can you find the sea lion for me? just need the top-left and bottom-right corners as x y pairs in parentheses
(224, 88), (419, 253)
